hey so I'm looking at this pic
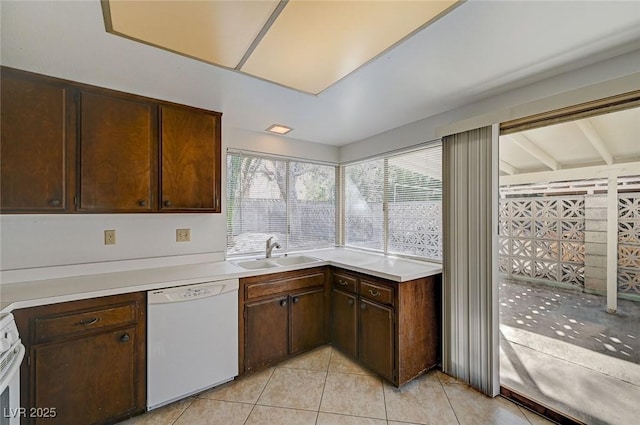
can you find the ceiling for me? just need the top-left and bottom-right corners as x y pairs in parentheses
(103, 0), (459, 94)
(1, 1), (640, 146)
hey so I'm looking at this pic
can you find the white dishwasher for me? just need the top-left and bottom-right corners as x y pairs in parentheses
(147, 278), (239, 410)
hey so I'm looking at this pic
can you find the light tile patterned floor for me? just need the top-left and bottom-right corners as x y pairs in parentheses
(118, 345), (553, 425)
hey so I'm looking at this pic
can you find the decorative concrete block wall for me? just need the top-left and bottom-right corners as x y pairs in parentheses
(584, 195), (607, 293)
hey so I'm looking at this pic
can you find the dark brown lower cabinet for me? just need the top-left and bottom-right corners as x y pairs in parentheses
(33, 328), (138, 425)
(290, 288), (325, 355)
(330, 268), (439, 387)
(330, 289), (357, 358)
(359, 299), (394, 383)
(240, 267), (329, 374)
(244, 296), (289, 371)
(14, 292), (146, 425)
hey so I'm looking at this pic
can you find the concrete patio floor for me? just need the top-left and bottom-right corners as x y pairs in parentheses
(499, 279), (640, 425)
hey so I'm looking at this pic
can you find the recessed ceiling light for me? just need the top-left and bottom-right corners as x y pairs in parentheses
(266, 124), (292, 135)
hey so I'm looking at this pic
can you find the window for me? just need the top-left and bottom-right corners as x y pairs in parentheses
(226, 152), (336, 256)
(343, 142), (442, 261)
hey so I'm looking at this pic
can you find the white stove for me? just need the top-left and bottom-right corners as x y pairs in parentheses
(0, 313), (25, 425)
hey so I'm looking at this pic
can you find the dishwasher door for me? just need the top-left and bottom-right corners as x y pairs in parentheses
(147, 279), (239, 410)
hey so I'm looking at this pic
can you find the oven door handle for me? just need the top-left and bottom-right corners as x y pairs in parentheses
(0, 343), (25, 393)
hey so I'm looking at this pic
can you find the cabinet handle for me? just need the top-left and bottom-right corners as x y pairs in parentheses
(347, 298), (354, 306)
(138, 200), (147, 207)
(280, 299), (287, 307)
(338, 280), (348, 286)
(48, 199), (61, 207)
(368, 290), (381, 297)
(360, 303), (366, 310)
(292, 297), (299, 304)
(164, 200), (172, 207)
(76, 317), (100, 326)
(120, 333), (130, 342)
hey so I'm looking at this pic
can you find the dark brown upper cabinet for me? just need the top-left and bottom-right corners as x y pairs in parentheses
(78, 89), (155, 212)
(0, 66), (222, 214)
(0, 69), (72, 213)
(159, 104), (221, 212)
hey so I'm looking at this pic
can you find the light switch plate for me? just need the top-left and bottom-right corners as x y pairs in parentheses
(176, 228), (191, 242)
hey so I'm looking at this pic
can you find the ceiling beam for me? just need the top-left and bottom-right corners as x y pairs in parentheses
(499, 161), (640, 186)
(575, 119), (614, 165)
(499, 160), (519, 175)
(507, 133), (560, 171)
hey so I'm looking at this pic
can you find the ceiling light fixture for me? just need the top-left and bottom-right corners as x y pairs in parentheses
(266, 124), (292, 135)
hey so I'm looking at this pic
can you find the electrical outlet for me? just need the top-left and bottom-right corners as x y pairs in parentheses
(176, 228), (191, 242)
(104, 229), (116, 245)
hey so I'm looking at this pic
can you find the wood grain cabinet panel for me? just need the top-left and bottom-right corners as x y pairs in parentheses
(0, 71), (69, 212)
(78, 90), (154, 212)
(359, 298), (394, 383)
(13, 292), (146, 425)
(244, 296), (289, 372)
(32, 327), (138, 425)
(331, 289), (358, 359)
(160, 105), (221, 212)
(290, 288), (325, 355)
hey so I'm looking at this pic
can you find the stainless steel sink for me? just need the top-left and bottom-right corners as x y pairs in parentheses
(233, 255), (321, 270)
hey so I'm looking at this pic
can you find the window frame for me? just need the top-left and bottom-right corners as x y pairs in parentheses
(226, 149), (339, 258)
(340, 140), (443, 263)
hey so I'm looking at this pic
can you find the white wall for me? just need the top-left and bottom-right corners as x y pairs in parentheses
(225, 126), (339, 163)
(340, 49), (640, 163)
(0, 214), (222, 270)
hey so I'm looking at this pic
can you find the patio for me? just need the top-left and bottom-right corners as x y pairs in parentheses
(500, 278), (640, 425)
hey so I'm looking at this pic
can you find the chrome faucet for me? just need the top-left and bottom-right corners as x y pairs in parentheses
(266, 236), (281, 258)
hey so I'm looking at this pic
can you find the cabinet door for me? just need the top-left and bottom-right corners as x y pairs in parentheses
(331, 289), (358, 358)
(159, 105), (221, 211)
(359, 299), (394, 383)
(78, 90), (154, 212)
(31, 327), (138, 425)
(244, 297), (288, 372)
(0, 73), (68, 212)
(290, 288), (325, 355)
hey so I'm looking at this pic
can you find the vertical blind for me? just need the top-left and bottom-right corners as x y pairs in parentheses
(343, 142), (442, 261)
(226, 152), (336, 256)
(442, 125), (500, 397)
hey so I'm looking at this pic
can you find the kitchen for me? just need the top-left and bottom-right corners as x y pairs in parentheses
(1, 1), (640, 425)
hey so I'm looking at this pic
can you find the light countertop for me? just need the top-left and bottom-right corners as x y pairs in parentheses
(0, 248), (441, 314)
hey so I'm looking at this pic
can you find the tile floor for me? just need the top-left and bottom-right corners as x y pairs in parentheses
(118, 345), (553, 425)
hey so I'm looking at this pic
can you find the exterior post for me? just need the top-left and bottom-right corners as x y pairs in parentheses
(606, 174), (618, 314)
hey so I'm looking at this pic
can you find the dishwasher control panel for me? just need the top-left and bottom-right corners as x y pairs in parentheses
(148, 279), (239, 304)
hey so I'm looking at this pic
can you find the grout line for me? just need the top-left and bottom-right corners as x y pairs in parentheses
(315, 347), (333, 425)
(440, 381), (462, 425)
(381, 378), (388, 422)
(168, 396), (197, 425)
(242, 367), (277, 425)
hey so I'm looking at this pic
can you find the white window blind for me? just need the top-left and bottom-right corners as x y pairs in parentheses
(343, 142), (442, 261)
(226, 152), (336, 256)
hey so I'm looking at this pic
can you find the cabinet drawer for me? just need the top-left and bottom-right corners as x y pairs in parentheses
(33, 303), (137, 343)
(333, 272), (357, 293)
(245, 272), (325, 300)
(360, 279), (394, 306)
